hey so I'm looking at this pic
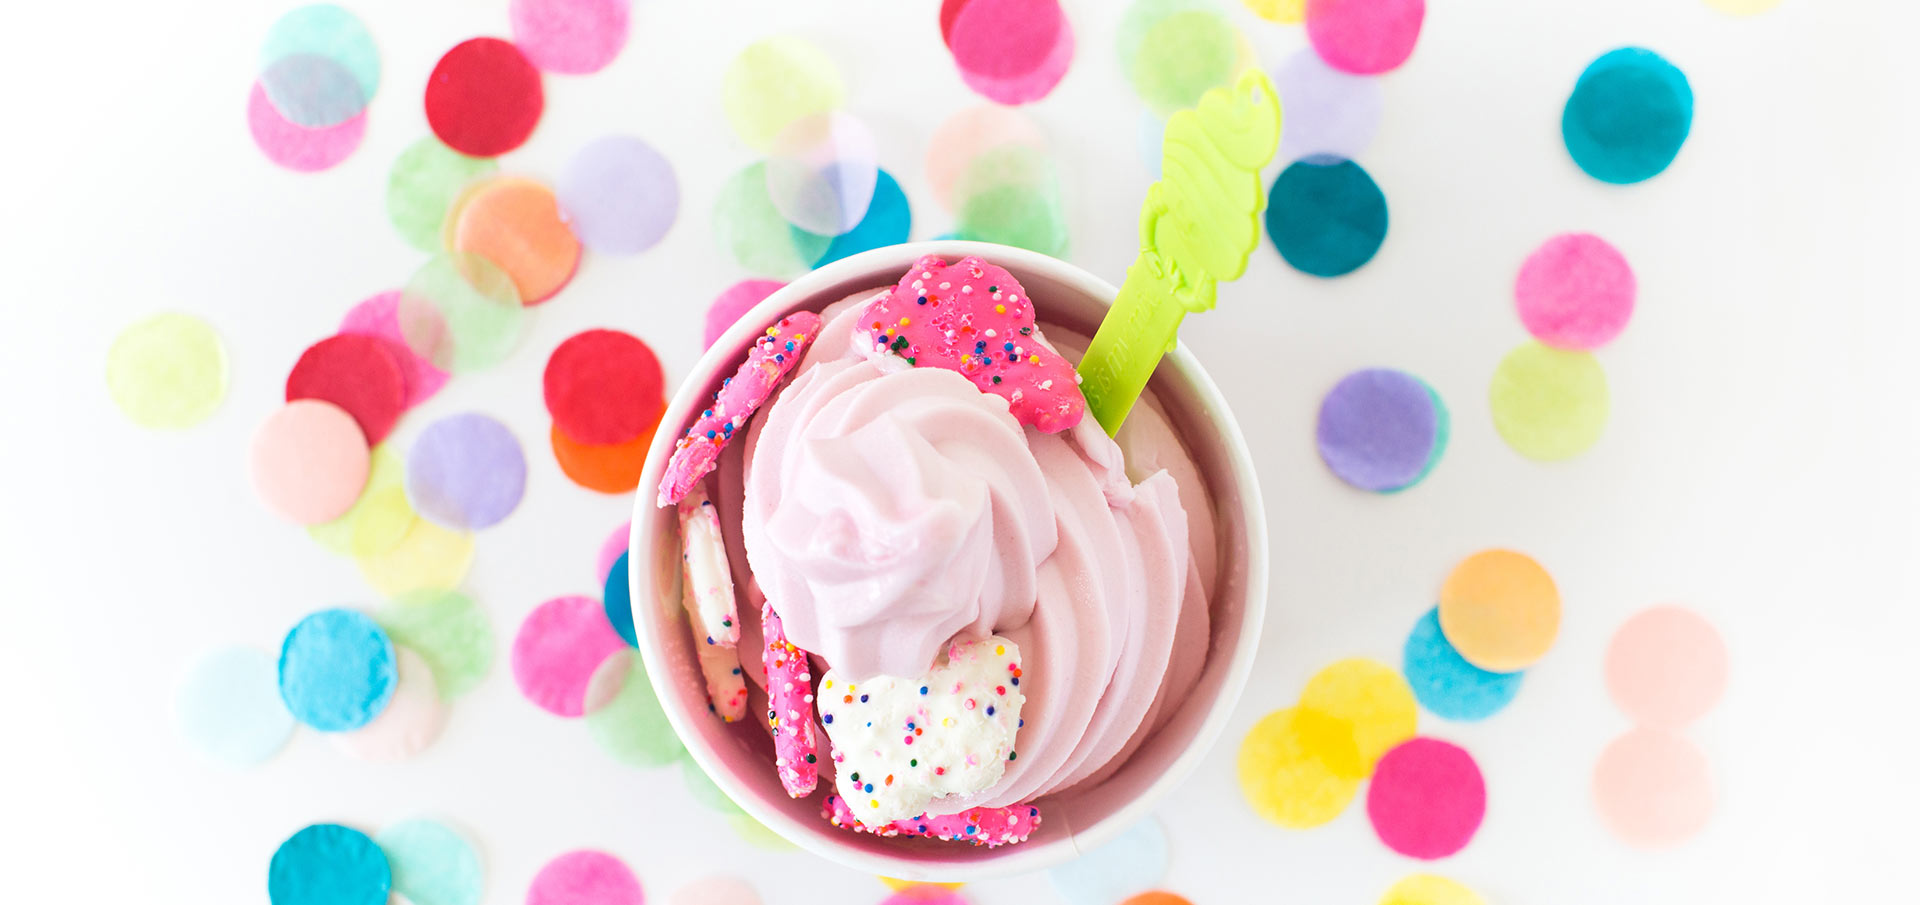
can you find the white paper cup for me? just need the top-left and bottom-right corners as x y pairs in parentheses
(630, 241), (1267, 881)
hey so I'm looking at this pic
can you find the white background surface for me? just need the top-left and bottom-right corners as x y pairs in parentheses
(2, 0), (1916, 901)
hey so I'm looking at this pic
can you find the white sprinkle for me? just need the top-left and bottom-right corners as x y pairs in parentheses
(984, 329), (996, 337)
(1039, 380), (1053, 390)
(961, 285), (973, 293)
(938, 281), (951, 290)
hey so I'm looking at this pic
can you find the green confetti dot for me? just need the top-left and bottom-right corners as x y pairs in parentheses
(373, 588), (494, 699)
(728, 814), (796, 851)
(586, 655), (684, 767)
(713, 162), (831, 278)
(106, 313), (228, 429)
(1119, 0), (1242, 116)
(372, 819), (482, 905)
(397, 253), (525, 373)
(722, 36), (845, 151)
(387, 137), (498, 252)
(954, 146), (1069, 258)
(679, 755), (744, 816)
(309, 445), (405, 555)
(1489, 341), (1610, 461)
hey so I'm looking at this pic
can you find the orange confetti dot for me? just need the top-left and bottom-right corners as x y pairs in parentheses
(1122, 894), (1194, 905)
(549, 410), (660, 494)
(451, 177), (582, 305)
(1438, 549), (1561, 671)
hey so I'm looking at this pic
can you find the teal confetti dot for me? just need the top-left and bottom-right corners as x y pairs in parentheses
(811, 169), (911, 267)
(374, 819), (482, 905)
(603, 550), (636, 647)
(278, 609), (397, 732)
(269, 824), (391, 905)
(258, 4), (381, 127)
(1561, 47), (1693, 185)
(1265, 156), (1388, 278)
(1403, 606), (1523, 721)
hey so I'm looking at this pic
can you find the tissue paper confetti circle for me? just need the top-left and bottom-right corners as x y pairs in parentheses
(107, 312), (227, 429)
(880, 876), (964, 893)
(551, 422), (656, 494)
(425, 38), (544, 157)
(527, 851), (644, 905)
(1592, 727), (1714, 847)
(1403, 607), (1523, 722)
(714, 162), (833, 278)
(1299, 657), (1419, 776)
(375, 589), (494, 698)
(451, 177), (581, 304)
(248, 81), (366, 172)
(1515, 233), (1636, 350)
(374, 819), (483, 905)
(947, 0), (1075, 105)
(340, 291), (449, 409)
(1238, 707), (1363, 828)
(278, 609), (397, 732)
(509, 0), (631, 75)
(258, 5), (380, 126)
(882, 891), (965, 905)
(331, 645), (447, 761)
(286, 334), (407, 445)
(1316, 368), (1448, 493)
(1275, 48), (1383, 163)
(681, 757), (744, 814)
(813, 169), (910, 267)
(955, 144), (1069, 257)
(1306, 0), (1425, 75)
(1438, 549), (1560, 672)
(175, 646), (296, 766)
(406, 412), (526, 530)
(722, 36), (845, 151)
(251, 400), (370, 525)
(1562, 47), (1693, 185)
(596, 521), (631, 585)
(543, 329), (665, 445)
(669, 876), (761, 905)
(386, 138), (498, 253)
(1047, 817), (1169, 905)
(269, 823), (391, 905)
(1267, 156), (1389, 277)
(1379, 874), (1486, 905)
(356, 517), (475, 598)
(587, 654), (683, 766)
(308, 445), (404, 554)
(557, 135), (678, 254)
(764, 111), (878, 236)
(704, 279), (786, 349)
(397, 253), (527, 373)
(1245, 0), (1305, 22)
(512, 595), (631, 717)
(602, 550), (636, 646)
(1605, 605), (1727, 728)
(1119, 0), (1243, 117)
(925, 105), (1049, 211)
(345, 486), (415, 559)
(1367, 737), (1485, 859)
(1138, 112), (1164, 177)
(1120, 895), (1193, 905)
(1488, 341), (1610, 461)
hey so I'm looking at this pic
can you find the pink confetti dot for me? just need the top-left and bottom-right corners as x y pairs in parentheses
(339, 290), (449, 410)
(510, 0), (631, 75)
(1514, 233), (1636, 350)
(511, 596), (630, 717)
(947, 0), (1075, 105)
(247, 81), (365, 172)
(250, 399), (370, 525)
(704, 279), (786, 350)
(1305, 0), (1426, 75)
(1592, 727), (1714, 848)
(1366, 737), (1485, 860)
(1605, 605), (1727, 729)
(527, 850), (645, 905)
(596, 520), (632, 585)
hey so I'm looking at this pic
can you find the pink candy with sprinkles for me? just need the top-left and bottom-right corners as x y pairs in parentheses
(823, 793), (1041, 847)
(658, 312), (822, 507)
(762, 600), (820, 798)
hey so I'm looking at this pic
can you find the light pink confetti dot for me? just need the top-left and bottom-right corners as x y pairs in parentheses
(1514, 232), (1636, 350)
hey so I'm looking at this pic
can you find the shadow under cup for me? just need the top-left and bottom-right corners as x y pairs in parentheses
(630, 241), (1268, 881)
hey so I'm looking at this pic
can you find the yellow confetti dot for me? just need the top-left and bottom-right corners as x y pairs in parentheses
(1243, 0), (1305, 23)
(879, 877), (966, 892)
(1299, 658), (1418, 777)
(1703, 0), (1780, 14)
(1439, 549), (1561, 672)
(106, 312), (227, 429)
(348, 486), (417, 558)
(1488, 341), (1609, 461)
(355, 516), (474, 598)
(728, 814), (796, 852)
(1380, 874), (1487, 905)
(1237, 707), (1361, 828)
(309, 445), (405, 555)
(722, 36), (845, 151)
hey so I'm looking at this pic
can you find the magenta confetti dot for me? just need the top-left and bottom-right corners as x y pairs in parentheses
(596, 520), (631, 586)
(1316, 368), (1446, 492)
(557, 134), (679, 255)
(1366, 737), (1486, 859)
(512, 596), (629, 717)
(1306, 0), (1426, 75)
(509, 0), (631, 75)
(1514, 233), (1636, 350)
(247, 81), (364, 172)
(704, 279), (786, 349)
(1275, 48), (1383, 162)
(405, 412), (526, 530)
(526, 850), (644, 905)
(338, 290), (448, 410)
(948, 0), (1075, 105)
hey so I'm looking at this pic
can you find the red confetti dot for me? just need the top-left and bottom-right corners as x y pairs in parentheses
(424, 37), (544, 157)
(285, 334), (407, 444)
(542, 329), (665, 446)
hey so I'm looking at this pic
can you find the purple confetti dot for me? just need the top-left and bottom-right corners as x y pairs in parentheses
(406, 412), (527, 529)
(1316, 368), (1446, 492)
(556, 134), (679, 255)
(1274, 48), (1384, 163)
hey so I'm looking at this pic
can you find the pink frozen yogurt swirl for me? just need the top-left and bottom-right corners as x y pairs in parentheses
(738, 291), (1212, 807)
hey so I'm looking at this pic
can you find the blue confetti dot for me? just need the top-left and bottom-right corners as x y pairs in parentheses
(808, 168), (911, 268)
(1403, 606), (1524, 721)
(278, 609), (396, 732)
(1048, 817), (1169, 905)
(176, 645), (295, 766)
(374, 819), (481, 905)
(1561, 47), (1693, 185)
(268, 823), (391, 905)
(603, 550), (636, 647)
(1265, 156), (1388, 278)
